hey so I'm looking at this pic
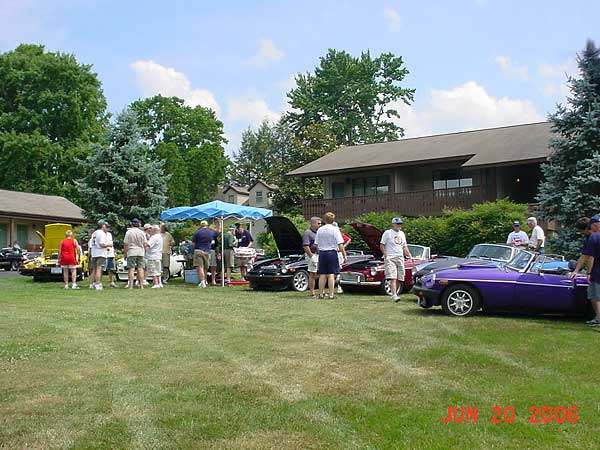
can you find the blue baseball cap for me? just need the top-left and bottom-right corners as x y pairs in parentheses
(392, 217), (404, 224)
(590, 215), (600, 224)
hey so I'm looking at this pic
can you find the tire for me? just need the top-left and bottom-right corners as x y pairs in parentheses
(441, 284), (481, 317)
(380, 279), (402, 296)
(11, 261), (20, 271)
(162, 268), (171, 284)
(291, 270), (309, 292)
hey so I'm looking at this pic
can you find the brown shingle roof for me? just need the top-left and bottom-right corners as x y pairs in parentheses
(0, 189), (86, 222)
(222, 185), (250, 195)
(288, 122), (552, 177)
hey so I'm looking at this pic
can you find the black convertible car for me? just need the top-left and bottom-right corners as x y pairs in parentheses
(0, 247), (27, 271)
(246, 216), (370, 291)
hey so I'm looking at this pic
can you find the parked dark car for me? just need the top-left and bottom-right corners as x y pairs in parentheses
(411, 252), (591, 318)
(412, 243), (522, 283)
(247, 216), (370, 292)
(0, 247), (27, 271)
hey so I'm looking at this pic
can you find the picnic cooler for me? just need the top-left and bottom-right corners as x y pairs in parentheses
(234, 247), (256, 265)
(184, 269), (199, 284)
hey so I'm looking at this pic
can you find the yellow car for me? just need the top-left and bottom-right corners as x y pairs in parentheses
(20, 223), (88, 282)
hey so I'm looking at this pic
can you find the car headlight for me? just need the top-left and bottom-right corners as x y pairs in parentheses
(370, 267), (378, 276)
(34, 257), (42, 267)
(281, 266), (288, 274)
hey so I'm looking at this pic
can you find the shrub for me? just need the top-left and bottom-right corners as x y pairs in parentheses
(345, 199), (529, 257)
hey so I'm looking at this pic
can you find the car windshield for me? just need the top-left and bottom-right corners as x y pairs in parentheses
(506, 251), (534, 271)
(407, 245), (427, 259)
(467, 244), (512, 261)
(528, 255), (567, 273)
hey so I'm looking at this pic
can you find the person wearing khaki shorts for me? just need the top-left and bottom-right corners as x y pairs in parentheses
(380, 217), (413, 302)
(194, 249), (210, 272)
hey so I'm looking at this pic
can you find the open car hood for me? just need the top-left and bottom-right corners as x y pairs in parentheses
(38, 223), (73, 257)
(265, 216), (304, 257)
(350, 222), (383, 259)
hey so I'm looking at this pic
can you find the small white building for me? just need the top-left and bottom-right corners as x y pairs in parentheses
(247, 179), (278, 208)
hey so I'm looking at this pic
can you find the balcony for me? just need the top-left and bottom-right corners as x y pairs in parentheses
(302, 186), (494, 220)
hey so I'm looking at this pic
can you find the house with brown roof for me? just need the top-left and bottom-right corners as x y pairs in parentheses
(0, 189), (86, 250)
(247, 179), (278, 208)
(217, 185), (250, 206)
(288, 122), (553, 221)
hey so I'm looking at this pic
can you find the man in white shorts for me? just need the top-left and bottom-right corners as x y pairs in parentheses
(303, 217), (321, 297)
(380, 217), (413, 302)
(146, 225), (164, 288)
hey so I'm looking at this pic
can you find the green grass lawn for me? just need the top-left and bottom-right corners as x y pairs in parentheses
(0, 276), (598, 450)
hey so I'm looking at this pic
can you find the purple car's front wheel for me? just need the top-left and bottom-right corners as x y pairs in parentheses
(441, 284), (480, 317)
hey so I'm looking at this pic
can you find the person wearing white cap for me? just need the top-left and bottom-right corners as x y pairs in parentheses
(380, 217), (413, 302)
(192, 220), (218, 287)
(506, 220), (529, 249)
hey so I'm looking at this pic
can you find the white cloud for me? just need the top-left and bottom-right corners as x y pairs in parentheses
(384, 8), (401, 32)
(227, 95), (280, 127)
(538, 59), (578, 99)
(248, 39), (285, 67)
(392, 81), (543, 138)
(495, 56), (529, 81)
(129, 59), (220, 114)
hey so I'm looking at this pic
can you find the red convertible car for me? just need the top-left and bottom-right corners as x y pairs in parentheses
(340, 222), (442, 295)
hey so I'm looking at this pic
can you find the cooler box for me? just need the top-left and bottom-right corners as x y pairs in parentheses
(184, 269), (199, 284)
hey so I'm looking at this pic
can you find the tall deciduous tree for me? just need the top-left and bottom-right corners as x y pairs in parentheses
(537, 40), (600, 257)
(229, 120), (279, 187)
(284, 49), (414, 146)
(0, 44), (108, 199)
(76, 109), (168, 235)
(131, 95), (228, 204)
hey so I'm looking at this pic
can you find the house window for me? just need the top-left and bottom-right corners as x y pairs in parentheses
(16, 224), (28, 247)
(351, 176), (389, 197)
(331, 182), (345, 198)
(256, 191), (263, 203)
(0, 223), (7, 248)
(228, 194), (235, 203)
(433, 169), (473, 190)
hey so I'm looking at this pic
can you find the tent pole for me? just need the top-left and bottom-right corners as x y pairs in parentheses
(221, 216), (225, 287)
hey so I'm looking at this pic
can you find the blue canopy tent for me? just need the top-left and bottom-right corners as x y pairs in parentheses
(161, 200), (273, 286)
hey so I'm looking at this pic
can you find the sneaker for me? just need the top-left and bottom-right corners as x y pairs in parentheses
(586, 318), (600, 326)
(71, 284), (80, 290)
(110, 282), (118, 288)
(391, 295), (401, 302)
(198, 283), (204, 288)
(336, 285), (343, 294)
(143, 280), (149, 286)
(89, 282), (96, 289)
(151, 285), (161, 289)
(158, 284), (164, 288)
(95, 284), (103, 291)
(64, 284), (69, 289)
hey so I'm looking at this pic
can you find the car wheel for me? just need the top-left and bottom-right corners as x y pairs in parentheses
(162, 268), (171, 284)
(441, 284), (481, 317)
(380, 279), (405, 296)
(292, 270), (309, 292)
(10, 261), (20, 271)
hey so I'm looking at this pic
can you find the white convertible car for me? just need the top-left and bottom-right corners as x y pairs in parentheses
(116, 254), (186, 282)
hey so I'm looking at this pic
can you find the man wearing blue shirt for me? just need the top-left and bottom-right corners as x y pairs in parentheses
(571, 214), (600, 326)
(192, 220), (219, 288)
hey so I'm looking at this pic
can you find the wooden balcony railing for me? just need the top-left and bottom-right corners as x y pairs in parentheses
(302, 186), (493, 220)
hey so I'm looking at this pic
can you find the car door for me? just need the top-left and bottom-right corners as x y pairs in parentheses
(514, 269), (575, 312)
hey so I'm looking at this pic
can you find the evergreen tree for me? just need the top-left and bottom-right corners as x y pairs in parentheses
(537, 40), (600, 256)
(76, 109), (169, 235)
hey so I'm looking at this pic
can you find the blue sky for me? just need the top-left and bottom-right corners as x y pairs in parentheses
(1, 0), (597, 153)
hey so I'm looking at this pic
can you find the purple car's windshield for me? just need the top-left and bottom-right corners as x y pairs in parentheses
(407, 245), (427, 259)
(506, 251), (535, 271)
(467, 244), (512, 261)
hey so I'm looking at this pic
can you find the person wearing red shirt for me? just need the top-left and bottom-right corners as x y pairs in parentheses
(58, 230), (82, 289)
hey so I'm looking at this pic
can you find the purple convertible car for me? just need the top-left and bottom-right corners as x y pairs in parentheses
(411, 251), (592, 318)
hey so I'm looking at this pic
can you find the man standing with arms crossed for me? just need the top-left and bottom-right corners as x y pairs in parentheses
(303, 217), (321, 298)
(380, 217), (413, 302)
(123, 218), (148, 289)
